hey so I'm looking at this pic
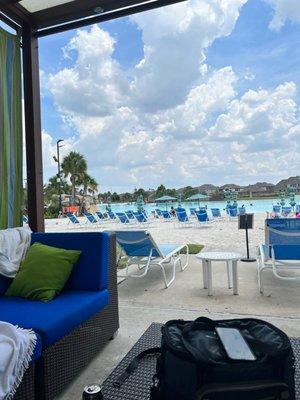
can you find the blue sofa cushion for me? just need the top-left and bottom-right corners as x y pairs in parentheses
(31, 232), (111, 292)
(0, 275), (12, 296)
(0, 289), (109, 348)
(32, 332), (42, 361)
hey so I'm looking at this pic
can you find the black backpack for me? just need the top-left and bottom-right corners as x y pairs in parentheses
(114, 317), (295, 400)
(151, 317), (295, 400)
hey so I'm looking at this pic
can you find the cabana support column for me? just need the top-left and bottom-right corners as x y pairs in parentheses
(22, 24), (44, 232)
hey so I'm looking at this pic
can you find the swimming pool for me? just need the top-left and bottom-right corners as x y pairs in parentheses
(98, 196), (300, 214)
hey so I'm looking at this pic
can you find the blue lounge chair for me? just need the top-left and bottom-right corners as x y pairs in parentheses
(115, 230), (189, 288)
(161, 210), (172, 220)
(211, 208), (221, 219)
(96, 211), (104, 220)
(116, 213), (132, 224)
(96, 211), (108, 221)
(176, 209), (188, 222)
(176, 209), (192, 227)
(84, 212), (98, 225)
(155, 209), (162, 217)
(195, 211), (210, 225)
(133, 211), (148, 224)
(66, 213), (81, 225)
(258, 244), (300, 294)
(189, 208), (197, 216)
(273, 205), (281, 214)
(238, 207), (246, 215)
(125, 211), (135, 220)
(265, 218), (300, 246)
(282, 207), (292, 217)
(228, 208), (238, 218)
(108, 211), (117, 220)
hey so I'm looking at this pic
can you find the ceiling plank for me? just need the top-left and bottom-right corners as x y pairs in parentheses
(0, 0), (33, 26)
(32, 0), (130, 29)
(37, 0), (186, 37)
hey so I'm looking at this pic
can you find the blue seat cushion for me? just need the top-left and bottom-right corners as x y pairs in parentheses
(32, 332), (42, 361)
(0, 289), (109, 348)
(0, 275), (12, 296)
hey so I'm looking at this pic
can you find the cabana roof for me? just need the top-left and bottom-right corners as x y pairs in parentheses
(0, 0), (184, 36)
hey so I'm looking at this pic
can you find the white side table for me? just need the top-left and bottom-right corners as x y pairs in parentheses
(196, 251), (242, 296)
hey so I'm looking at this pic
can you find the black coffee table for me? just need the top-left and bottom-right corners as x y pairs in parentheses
(102, 323), (300, 400)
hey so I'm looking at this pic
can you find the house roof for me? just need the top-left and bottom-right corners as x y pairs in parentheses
(0, 0), (185, 36)
(276, 176), (300, 188)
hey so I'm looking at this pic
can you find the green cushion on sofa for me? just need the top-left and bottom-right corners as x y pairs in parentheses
(5, 242), (81, 302)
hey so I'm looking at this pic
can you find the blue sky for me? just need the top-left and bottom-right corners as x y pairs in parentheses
(33, 0), (300, 191)
(207, 0), (300, 99)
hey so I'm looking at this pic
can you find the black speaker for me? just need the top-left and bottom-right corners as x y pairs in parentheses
(238, 214), (256, 262)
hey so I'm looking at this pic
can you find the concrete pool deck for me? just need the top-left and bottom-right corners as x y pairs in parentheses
(48, 213), (300, 399)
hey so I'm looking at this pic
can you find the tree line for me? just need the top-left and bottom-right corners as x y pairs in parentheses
(43, 151), (214, 209)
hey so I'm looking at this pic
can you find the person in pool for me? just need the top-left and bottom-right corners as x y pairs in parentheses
(170, 206), (176, 217)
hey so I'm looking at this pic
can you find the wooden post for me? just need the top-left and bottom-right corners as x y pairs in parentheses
(22, 24), (44, 232)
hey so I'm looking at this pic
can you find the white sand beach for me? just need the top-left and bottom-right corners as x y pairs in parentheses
(45, 211), (267, 254)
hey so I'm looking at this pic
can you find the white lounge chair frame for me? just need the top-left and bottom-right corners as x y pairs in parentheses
(117, 231), (189, 288)
(257, 244), (300, 294)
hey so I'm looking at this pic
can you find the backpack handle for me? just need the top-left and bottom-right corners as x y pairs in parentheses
(181, 318), (221, 364)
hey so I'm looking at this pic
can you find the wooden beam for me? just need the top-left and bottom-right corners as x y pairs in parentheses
(22, 23), (44, 232)
(37, 0), (186, 37)
(0, 1), (32, 26)
(0, 10), (21, 31)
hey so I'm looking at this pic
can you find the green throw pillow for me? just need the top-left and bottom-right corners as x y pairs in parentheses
(5, 242), (81, 302)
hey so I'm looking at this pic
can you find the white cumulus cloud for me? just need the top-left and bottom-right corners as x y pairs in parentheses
(265, 0), (300, 31)
(43, 0), (300, 190)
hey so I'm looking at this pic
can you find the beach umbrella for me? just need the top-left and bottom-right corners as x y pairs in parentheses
(155, 195), (177, 210)
(186, 193), (209, 208)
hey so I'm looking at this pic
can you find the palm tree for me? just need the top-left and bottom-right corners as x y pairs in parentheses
(78, 173), (99, 212)
(81, 174), (98, 196)
(61, 152), (87, 204)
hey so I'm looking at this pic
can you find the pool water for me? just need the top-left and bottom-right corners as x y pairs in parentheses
(98, 196), (300, 214)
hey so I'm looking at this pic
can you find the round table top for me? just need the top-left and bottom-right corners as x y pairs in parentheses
(196, 251), (242, 261)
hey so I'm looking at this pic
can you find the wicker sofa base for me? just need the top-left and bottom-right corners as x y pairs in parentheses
(14, 364), (35, 400)
(37, 302), (119, 400)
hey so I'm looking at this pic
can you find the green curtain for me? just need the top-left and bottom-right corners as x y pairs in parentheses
(0, 27), (22, 229)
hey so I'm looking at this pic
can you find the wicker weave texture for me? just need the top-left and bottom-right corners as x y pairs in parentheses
(13, 364), (35, 400)
(103, 323), (300, 400)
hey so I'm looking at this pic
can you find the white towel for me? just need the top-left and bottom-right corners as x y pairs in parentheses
(0, 227), (31, 278)
(0, 322), (36, 400)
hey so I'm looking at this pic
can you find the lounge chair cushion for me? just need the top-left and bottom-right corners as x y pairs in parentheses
(31, 232), (110, 292)
(0, 289), (109, 348)
(159, 244), (183, 258)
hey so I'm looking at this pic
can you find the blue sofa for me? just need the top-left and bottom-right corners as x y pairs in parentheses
(0, 231), (119, 400)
